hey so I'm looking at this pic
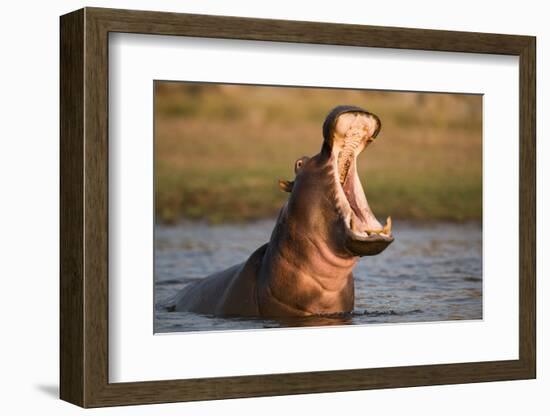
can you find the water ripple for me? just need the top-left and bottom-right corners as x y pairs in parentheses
(155, 220), (482, 333)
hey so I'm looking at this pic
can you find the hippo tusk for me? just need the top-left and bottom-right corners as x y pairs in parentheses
(383, 216), (392, 235)
(365, 217), (392, 236)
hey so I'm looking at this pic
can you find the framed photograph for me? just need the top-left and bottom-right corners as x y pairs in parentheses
(60, 7), (536, 408)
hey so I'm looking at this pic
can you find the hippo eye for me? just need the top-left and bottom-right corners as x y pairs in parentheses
(294, 156), (310, 173)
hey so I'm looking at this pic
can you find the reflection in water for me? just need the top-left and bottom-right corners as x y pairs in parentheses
(155, 220), (482, 333)
(265, 314), (353, 328)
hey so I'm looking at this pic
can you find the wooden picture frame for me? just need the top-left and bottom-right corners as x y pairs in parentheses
(60, 7), (536, 408)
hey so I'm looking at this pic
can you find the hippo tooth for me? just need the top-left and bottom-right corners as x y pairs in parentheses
(354, 229), (368, 238)
(383, 216), (392, 234)
(365, 229), (383, 235)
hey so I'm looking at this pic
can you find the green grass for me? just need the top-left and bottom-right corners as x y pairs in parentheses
(155, 83), (482, 224)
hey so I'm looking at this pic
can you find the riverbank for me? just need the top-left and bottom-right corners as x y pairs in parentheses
(155, 83), (482, 224)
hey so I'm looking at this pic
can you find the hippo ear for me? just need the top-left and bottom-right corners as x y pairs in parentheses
(278, 179), (294, 193)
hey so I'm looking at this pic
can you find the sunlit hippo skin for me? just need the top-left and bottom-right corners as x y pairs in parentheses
(171, 105), (394, 317)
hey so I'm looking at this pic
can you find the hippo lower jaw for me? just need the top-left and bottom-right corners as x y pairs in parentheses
(331, 111), (394, 256)
(338, 166), (394, 256)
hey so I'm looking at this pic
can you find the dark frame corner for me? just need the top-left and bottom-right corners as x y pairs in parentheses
(60, 7), (536, 408)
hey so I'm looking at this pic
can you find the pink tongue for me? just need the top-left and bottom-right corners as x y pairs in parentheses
(343, 167), (368, 228)
(342, 159), (384, 232)
(344, 173), (367, 231)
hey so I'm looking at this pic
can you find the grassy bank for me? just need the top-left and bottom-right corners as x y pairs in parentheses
(155, 83), (482, 224)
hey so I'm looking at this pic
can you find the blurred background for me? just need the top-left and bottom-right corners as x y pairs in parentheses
(154, 82), (482, 224)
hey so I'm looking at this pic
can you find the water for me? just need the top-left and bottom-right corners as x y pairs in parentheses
(155, 220), (482, 333)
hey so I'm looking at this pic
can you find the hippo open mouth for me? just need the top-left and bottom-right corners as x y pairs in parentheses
(327, 107), (394, 256)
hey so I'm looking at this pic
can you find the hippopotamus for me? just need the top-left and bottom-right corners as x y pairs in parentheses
(170, 105), (393, 318)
